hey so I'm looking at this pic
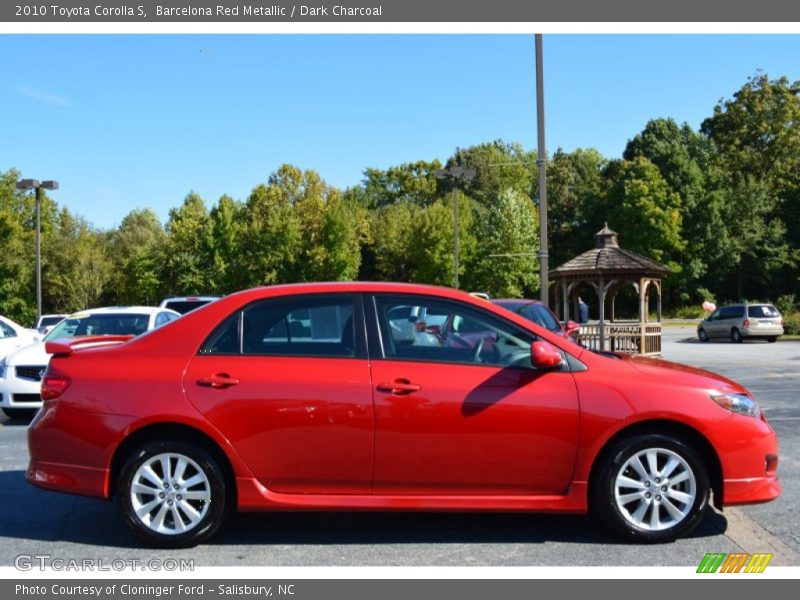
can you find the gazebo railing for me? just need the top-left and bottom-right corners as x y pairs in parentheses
(576, 322), (662, 356)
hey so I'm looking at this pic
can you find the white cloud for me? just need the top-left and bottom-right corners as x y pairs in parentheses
(16, 84), (69, 107)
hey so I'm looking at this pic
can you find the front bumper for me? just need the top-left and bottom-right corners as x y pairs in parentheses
(0, 372), (43, 408)
(710, 414), (781, 505)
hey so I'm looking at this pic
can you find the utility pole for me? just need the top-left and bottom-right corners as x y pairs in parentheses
(535, 33), (549, 307)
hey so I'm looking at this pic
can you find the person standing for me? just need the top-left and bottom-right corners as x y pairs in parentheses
(578, 296), (589, 324)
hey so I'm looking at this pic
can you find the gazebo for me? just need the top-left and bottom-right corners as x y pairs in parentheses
(550, 224), (670, 356)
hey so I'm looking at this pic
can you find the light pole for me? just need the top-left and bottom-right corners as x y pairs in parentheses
(434, 166), (476, 289)
(535, 33), (549, 307)
(15, 178), (59, 321)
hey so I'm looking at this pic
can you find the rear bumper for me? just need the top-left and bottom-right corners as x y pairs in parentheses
(26, 459), (108, 500)
(742, 326), (784, 337)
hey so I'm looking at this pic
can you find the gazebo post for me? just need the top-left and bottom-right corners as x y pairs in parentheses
(561, 282), (568, 321)
(639, 278), (648, 353)
(598, 278), (606, 351)
(656, 281), (663, 322)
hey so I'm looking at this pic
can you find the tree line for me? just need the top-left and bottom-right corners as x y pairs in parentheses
(1, 74), (798, 326)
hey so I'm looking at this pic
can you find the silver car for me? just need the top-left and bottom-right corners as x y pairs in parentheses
(698, 303), (784, 343)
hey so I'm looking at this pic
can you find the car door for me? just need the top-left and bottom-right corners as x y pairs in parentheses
(705, 308), (721, 337)
(368, 294), (580, 496)
(183, 293), (374, 495)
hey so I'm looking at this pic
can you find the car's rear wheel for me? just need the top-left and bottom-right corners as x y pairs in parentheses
(1, 407), (37, 420)
(731, 328), (743, 343)
(767, 336), (778, 343)
(697, 328), (709, 342)
(116, 440), (229, 548)
(592, 434), (709, 543)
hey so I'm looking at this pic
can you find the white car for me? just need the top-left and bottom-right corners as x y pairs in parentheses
(159, 295), (220, 315)
(34, 314), (68, 335)
(0, 306), (179, 419)
(0, 315), (41, 362)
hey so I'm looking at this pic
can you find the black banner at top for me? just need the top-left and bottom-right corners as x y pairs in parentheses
(3, 0), (800, 22)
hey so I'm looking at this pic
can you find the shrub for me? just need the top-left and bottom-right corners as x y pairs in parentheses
(776, 294), (797, 316)
(784, 314), (800, 336)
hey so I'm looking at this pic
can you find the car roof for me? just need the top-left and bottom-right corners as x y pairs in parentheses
(491, 298), (544, 308)
(160, 296), (221, 303)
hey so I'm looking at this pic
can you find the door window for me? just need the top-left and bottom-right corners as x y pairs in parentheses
(200, 295), (357, 358)
(374, 295), (537, 369)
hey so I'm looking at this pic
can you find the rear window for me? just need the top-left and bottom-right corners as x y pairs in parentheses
(520, 304), (562, 333)
(164, 300), (213, 314)
(38, 316), (64, 328)
(748, 305), (780, 318)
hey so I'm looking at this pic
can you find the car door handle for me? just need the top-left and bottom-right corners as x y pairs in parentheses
(376, 379), (421, 395)
(197, 373), (240, 389)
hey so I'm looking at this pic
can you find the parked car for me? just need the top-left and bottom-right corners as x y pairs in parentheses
(34, 314), (67, 335)
(492, 299), (581, 340)
(697, 303), (784, 343)
(0, 306), (179, 419)
(159, 296), (220, 315)
(28, 283), (779, 547)
(0, 315), (41, 362)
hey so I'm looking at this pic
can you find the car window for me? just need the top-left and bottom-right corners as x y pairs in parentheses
(375, 295), (537, 369)
(164, 300), (212, 315)
(0, 320), (15, 338)
(520, 303), (562, 332)
(45, 314), (150, 340)
(719, 306), (744, 320)
(155, 312), (176, 328)
(38, 316), (63, 328)
(748, 305), (780, 318)
(707, 309), (720, 321)
(200, 295), (356, 358)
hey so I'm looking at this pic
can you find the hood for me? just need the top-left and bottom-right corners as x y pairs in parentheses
(624, 355), (750, 396)
(7, 342), (50, 366)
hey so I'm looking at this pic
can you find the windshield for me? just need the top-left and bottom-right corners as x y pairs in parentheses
(44, 313), (150, 341)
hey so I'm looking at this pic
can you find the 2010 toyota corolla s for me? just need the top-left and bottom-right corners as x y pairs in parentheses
(27, 282), (780, 547)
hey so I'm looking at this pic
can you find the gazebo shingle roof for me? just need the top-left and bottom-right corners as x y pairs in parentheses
(549, 224), (670, 278)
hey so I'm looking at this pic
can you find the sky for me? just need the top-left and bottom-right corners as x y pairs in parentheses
(2, 34), (800, 229)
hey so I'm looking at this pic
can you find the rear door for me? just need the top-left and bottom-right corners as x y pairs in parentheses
(183, 293), (374, 494)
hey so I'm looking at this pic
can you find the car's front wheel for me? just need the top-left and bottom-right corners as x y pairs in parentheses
(116, 440), (229, 548)
(592, 434), (709, 543)
(697, 328), (709, 342)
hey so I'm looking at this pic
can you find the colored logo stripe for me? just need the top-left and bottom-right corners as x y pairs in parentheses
(697, 553), (773, 573)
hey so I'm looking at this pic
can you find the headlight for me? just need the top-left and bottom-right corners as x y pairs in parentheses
(710, 392), (760, 418)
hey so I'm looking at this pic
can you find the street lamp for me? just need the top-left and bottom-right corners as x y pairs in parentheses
(434, 166), (476, 289)
(15, 178), (59, 321)
(535, 33), (549, 306)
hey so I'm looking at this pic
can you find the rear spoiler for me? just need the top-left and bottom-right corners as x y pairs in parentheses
(46, 335), (135, 357)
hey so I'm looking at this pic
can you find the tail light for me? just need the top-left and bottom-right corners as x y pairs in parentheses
(41, 375), (70, 400)
(743, 319), (750, 327)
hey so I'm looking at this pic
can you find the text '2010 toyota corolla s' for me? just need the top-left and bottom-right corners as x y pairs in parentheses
(27, 282), (780, 547)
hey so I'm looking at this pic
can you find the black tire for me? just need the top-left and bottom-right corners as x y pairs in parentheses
(116, 440), (229, 548)
(731, 328), (743, 343)
(591, 434), (710, 543)
(697, 328), (709, 342)
(767, 336), (778, 343)
(1, 407), (38, 420)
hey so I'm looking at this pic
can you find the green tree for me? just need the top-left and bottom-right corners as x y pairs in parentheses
(107, 208), (167, 305)
(163, 192), (213, 294)
(362, 160), (442, 208)
(468, 188), (540, 297)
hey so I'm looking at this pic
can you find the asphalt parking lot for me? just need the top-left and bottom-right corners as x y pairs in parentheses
(0, 326), (797, 567)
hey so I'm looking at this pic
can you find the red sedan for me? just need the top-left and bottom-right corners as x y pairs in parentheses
(27, 282), (779, 547)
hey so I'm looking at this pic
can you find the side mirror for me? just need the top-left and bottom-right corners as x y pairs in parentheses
(564, 321), (580, 336)
(531, 341), (563, 369)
